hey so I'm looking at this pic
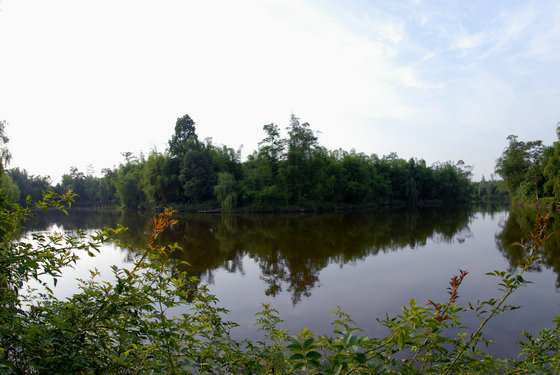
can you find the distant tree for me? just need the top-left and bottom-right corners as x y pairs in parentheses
(0, 124), (21, 205)
(179, 147), (218, 203)
(380, 153), (408, 203)
(114, 157), (146, 209)
(526, 140), (545, 201)
(169, 114), (199, 158)
(98, 168), (119, 206)
(431, 161), (473, 204)
(258, 123), (285, 173)
(473, 175), (509, 204)
(0, 173), (20, 203)
(544, 123), (560, 200)
(405, 176), (418, 207)
(8, 168), (51, 205)
(277, 115), (321, 205)
(209, 145), (243, 181)
(214, 172), (237, 212)
(341, 151), (371, 204)
(496, 134), (547, 201)
(142, 150), (182, 205)
(286, 114), (318, 157)
(495, 135), (532, 195)
(0, 120), (11, 172)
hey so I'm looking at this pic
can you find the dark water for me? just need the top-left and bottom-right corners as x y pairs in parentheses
(24, 207), (560, 358)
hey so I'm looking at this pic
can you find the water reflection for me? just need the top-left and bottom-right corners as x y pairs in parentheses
(27, 208), (475, 305)
(496, 209), (560, 286)
(28, 206), (560, 302)
(24, 206), (560, 358)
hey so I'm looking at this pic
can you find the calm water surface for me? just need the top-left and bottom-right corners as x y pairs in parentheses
(25, 207), (560, 358)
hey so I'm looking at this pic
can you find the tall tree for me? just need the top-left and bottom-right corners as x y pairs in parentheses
(7, 168), (50, 204)
(286, 114), (318, 157)
(179, 147), (218, 203)
(496, 135), (547, 201)
(214, 172), (237, 212)
(0, 121), (11, 173)
(114, 156), (146, 209)
(168, 114), (199, 158)
(543, 124), (560, 199)
(142, 150), (182, 205)
(258, 123), (285, 177)
(526, 140), (545, 201)
(495, 135), (532, 195)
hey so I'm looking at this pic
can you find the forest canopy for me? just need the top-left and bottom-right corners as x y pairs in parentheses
(6, 114), (509, 210)
(495, 124), (560, 204)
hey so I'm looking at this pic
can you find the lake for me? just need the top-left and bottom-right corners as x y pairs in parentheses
(24, 207), (560, 358)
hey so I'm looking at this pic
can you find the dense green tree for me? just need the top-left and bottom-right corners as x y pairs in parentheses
(473, 175), (509, 204)
(308, 147), (338, 203)
(432, 161), (473, 204)
(0, 120), (16, 208)
(5, 113), (483, 210)
(407, 158), (435, 203)
(209, 144), (243, 181)
(168, 114), (199, 158)
(179, 146), (218, 203)
(97, 168), (119, 206)
(374, 153), (407, 204)
(495, 133), (553, 202)
(8, 168), (51, 205)
(286, 114), (318, 157)
(142, 150), (182, 205)
(495, 135), (533, 196)
(277, 115), (321, 205)
(525, 141), (545, 201)
(258, 123), (284, 178)
(214, 172), (237, 212)
(341, 151), (372, 204)
(58, 167), (98, 207)
(544, 128), (560, 198)
(114, 156), (146, 209)
(0, 120), (11, 173)
(0, 173), (20, 203)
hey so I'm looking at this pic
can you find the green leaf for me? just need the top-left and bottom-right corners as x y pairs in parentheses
(333, 364), (343, 375)
(288, 336), (302, 346)
(343, 331), (352, 345)
(303, 337), (315, 350)
(290, 353), (304, 360)
(286, 344), (301, 351)
(397, 332), (405, 350)
(305, 351), (321, 360)
(354, 352), (367, 363)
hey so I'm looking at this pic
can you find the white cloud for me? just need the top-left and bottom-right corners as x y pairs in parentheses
(1, 0), (559, 182)
(452, 31), (488, 51)
(525, 4), (560, 61)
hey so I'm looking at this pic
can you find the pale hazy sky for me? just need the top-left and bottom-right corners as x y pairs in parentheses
(1, 0), (559, 183)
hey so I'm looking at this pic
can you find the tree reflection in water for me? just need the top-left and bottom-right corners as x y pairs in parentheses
(496, 208), (560, 286)
(27, 207), (484, 305)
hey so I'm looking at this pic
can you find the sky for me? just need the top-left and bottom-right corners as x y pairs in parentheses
(1, 0), (559, 183)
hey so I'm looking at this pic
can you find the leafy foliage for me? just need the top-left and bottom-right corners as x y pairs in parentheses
(495, 124), (560, 204)
(6, 114), (477, 211)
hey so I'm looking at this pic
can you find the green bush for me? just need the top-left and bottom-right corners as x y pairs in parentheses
(1, 193), (560, 374)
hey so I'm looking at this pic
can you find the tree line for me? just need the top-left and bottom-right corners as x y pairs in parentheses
(495, 124), (560, 204)
(4, 115), (506, 210)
